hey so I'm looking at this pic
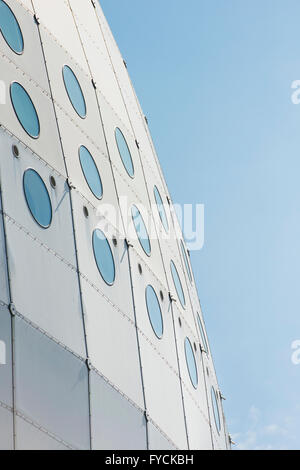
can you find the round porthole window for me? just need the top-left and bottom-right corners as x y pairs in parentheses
(211, 387), (221, 433)
(115, 128), (134, 178)
(181, 240), (192, 283)
(184, 337), (198, 389)
(79, 146), (103, 199)
(197, 314), (209, 353)
(10, 83), (40, 138)
(63, 65), (86, 118)
(145, 285), (163, 339)
(92, 229), (115, 285)
(23, 169), (52, 228)
(170, 260), (185, 308)
(131, 205), (151, 256)
(154, 185), (168, 233)
(0, 0), (24, 54)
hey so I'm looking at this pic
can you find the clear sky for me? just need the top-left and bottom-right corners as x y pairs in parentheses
(100, 0), (300, 450)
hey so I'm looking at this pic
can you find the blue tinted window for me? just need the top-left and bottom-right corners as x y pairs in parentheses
(10, 83), (40, 138)
(170, 261), (185, 308)
(181, 240), (192, 283)
(115, 128), (134, 177)
(154, 186), (168, 232)
(131, 205), (151, 256)
(197, 314), (209, 353)
(79, 146), (103, 199)
(184, 337), (198, 388)
(63, 65), (86, 118)
(211, 387), (221, 433)
(0, 1), (23, 54)
(23, 169), (52, 228)
(92, 229), (115, 285)
(145, 285), (163, 339)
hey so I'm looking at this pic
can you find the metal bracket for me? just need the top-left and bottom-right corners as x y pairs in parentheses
(144, 115), (148, 125)
(91, 79), (97, 90)
(86, 358), (92, 371)
(33, 14), (40, 25)
(125, 239), (133, 249)
(67, 178), (75, 190)
(9, 303), (16, 317)
(169, 292), (176, 303)
(91, 0), (96, 8)
(123, 59), (127, 69)
(135, 139), (140, 149)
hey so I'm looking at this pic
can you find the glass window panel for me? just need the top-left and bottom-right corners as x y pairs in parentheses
(79, 146), (103, 199)
(23, 169), (52, 228)
(145, 285), (163, 339)
(0, 0), (23, 54)
(131, 205), (151, 256)
(63, 65), (86, 118)
(154, 185), (168, 233)
(184, 337), (198, 389)
(92, 229), (115, 285)
(115, 128), (134, 177)
(10, 82), (40, 138)
(170, 261), (185, 308)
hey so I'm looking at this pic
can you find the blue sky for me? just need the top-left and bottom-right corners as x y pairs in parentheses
(101, 0), (300, 450)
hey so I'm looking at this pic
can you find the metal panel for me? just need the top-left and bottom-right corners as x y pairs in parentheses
(71, 189), (133, 322)
(37, 30), (105, 152)
(90, 370), (147, 450)
(82, 281), (144, 409)
(0, 305), (12, 407)
(148, 423), (177, 451)
(16, 416), (70, 450)
(32, 0), (89, 73)
(0, 406), (13, 450)
(183, 393), (213, 450)
(0, 133), (76, 267)
(69, 0), (131, 129)
(16, 0), (34, 12)
(14, 316), (90, 449)
(0, 191), (10, 306)
(53, 107), (120, 225)
(139, 334), (188, 450)
(5, 222), (86, 357)
(0, 0), (50, 90)
(0, 55), (66, 176)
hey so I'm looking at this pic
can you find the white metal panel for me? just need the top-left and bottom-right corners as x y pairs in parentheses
(68, 0), (131, 129)
(173, 303), (210, 424)
(148, 423), (177, 450)
(16, 416), (70, 450)
(0, 55), (66, 176)
(183, 393), (213, 450)
(14, 316), (90, 449)
(82, 281), (144, 410)
(129, 250), (177, 370)
(0, 406), (13, 450)
(37, 31), (105, 152)
(71, 190), (134, 323)
(32, 0), (88, 73)
(0, 305), (12, 407)
(54, 107), (121, 229)
(138, 334), (188, 450)
(0, 134), (76, 267)
(90, 370), (147, 450)
(0, 200), (10, 306)
(0, 0), (50, 91)
(5, 222), (86, 357)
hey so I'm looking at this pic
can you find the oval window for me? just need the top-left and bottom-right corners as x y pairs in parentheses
(184, 337), (198, 388)
(131, 205), (151, 256)
(0, 0), (24, 54)
(92, 229), (115, 285)
(23, 169), (52, 228)
(181, 240), (192, 283)
(145, 285), (163, 339)
(154, 186), (168, 232)
(115, 128), (134, 177)
(197, 314), (209, 353)
(170, 261), (185, 308)
(63, 65), (86, 118)
(79, 146), (103, 199)
(10, 83), (40, 138)
(211, 387), (221, 433)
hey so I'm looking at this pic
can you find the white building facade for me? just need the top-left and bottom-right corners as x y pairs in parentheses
(0, 0), (230, 450)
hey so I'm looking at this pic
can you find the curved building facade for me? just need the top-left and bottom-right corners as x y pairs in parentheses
(0, 0), (229, 450)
